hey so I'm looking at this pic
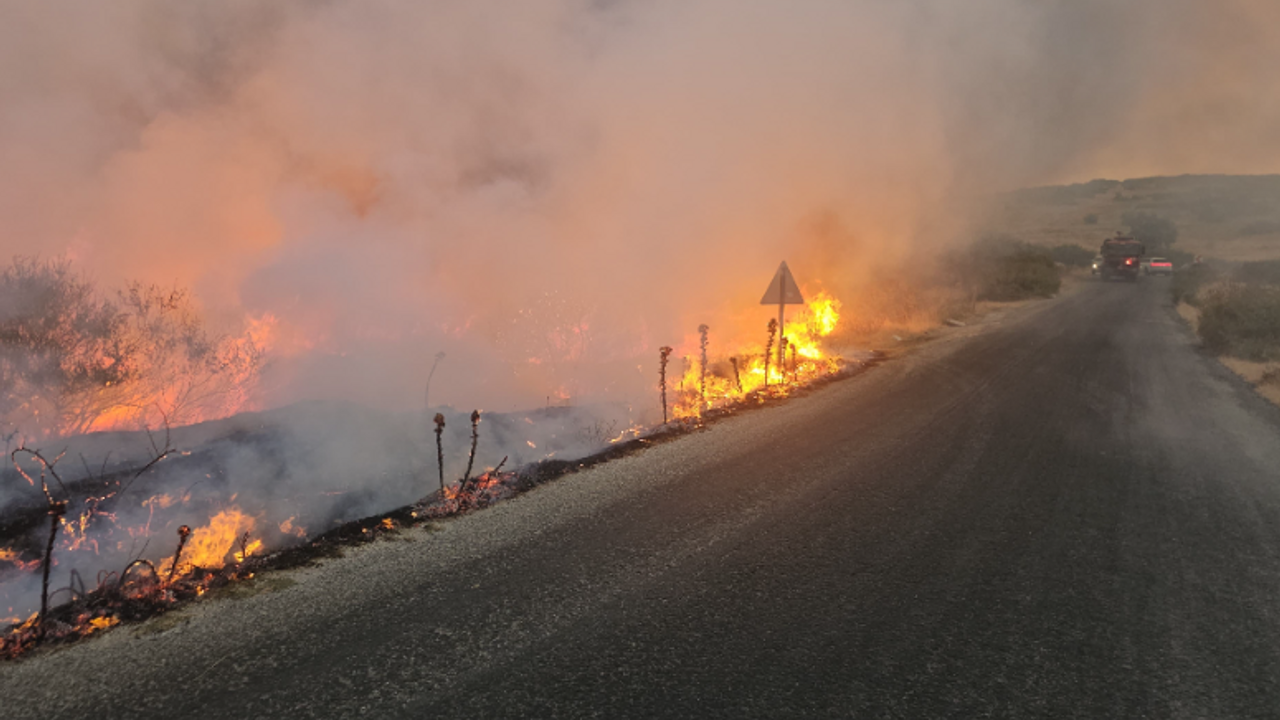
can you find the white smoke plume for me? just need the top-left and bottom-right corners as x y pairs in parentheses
(3, 0), (1277, 412)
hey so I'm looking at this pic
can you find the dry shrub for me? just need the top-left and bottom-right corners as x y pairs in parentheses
(1197, 282), (1280, 361)
(1, 257), (264, 439)
(1172, 262), (1218, 306)
(978, 250), (1060, 301)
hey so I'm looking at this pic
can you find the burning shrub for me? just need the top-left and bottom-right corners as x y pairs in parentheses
(664, 292), (845, 420)
(0, 257), (130, 440)
(0, 257), (267, 440)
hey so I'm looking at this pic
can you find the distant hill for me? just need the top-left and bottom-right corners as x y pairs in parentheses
(986, 174), (1280, 260)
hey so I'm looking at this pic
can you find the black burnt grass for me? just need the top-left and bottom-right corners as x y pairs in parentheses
(2, 355), (881, 661)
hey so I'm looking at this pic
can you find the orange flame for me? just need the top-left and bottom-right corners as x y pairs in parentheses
(163, 508), (256, 573)
(672, 290), (843, 419)
(278, 516), (308, 539)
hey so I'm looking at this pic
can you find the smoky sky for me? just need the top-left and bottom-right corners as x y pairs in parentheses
(2, 0), (1278, 412)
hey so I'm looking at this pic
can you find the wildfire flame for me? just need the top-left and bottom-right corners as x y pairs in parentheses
(672, 290), (843, 419)
(162, 508), (257, 573)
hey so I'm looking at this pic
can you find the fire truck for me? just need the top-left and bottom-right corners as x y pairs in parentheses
(1097, 232), (1144, 281)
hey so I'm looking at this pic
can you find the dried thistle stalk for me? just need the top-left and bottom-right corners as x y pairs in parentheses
(464, 410), (481, 481)
(698, 324), (710, 412)
(764, 318), (778, 388)
(38, 501), (68, 639)
(659, 346), (673, 423)
(779, 336), (789, 385)
(434, 413), (447, 492)
(167, 525), (191, 582)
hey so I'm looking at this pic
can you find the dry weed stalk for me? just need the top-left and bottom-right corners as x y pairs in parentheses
(659, 346), (673, 423)
(237, 531), (252, 562)
(730, 356), (742, 393)
(11, 446), (70, 637)
(167, 525), (191, 582)
(433, 413), (446, 492)
(764, 318), (778, 388)
(698, 325), (710, 411)
(779, 336), (789, 385)
(38, 501), (68, 638)
(463, 410), (481, 481)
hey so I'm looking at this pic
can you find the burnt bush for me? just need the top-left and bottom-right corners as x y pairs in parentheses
(1172, 262), (1218, 305)
(979, 248), (1061, 301)
(1164, 248), (1196, 267)
(949, 235), (1060, 302)
(1197, 283), (1280, 360)
(1050, 244), (1095, 268)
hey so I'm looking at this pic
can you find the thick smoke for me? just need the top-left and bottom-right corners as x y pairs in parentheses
(3, 0), (1279, 411)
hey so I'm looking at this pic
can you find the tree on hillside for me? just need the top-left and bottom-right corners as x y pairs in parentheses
(1122, 211), (1178, 253)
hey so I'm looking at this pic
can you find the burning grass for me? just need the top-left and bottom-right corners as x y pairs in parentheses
(1, 346), (882, 661)
(667, 292), (847, 421)
(2, 284), (877, 660)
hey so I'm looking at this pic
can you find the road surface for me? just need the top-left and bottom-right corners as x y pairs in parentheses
(4, 278), (1280, 718)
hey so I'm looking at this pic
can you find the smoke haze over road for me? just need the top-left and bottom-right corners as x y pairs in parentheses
(2, 0), (1278, 412)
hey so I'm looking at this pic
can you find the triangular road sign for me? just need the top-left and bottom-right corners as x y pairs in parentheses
(760, 261), (805, 305)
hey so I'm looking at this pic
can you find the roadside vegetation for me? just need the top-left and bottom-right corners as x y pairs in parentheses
(1197, 283), (1280, 360)
(1183, 260), (1280, 361)
(1175, 259), (1280, 404)
(961, 235), (1061, 302)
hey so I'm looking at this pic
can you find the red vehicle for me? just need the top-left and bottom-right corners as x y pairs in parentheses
(1098, 233), (1144, 281)
(1144, 257), (1173, 276)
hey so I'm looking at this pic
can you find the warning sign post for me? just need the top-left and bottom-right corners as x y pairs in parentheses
(760, 262), (805, 372)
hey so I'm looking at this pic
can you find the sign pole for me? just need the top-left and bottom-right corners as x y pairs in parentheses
(759, 260), (805, 383)
(777, 275), (786, 373)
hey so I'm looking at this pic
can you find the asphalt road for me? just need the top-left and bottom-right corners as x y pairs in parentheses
(4, 277), (1280, 718)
